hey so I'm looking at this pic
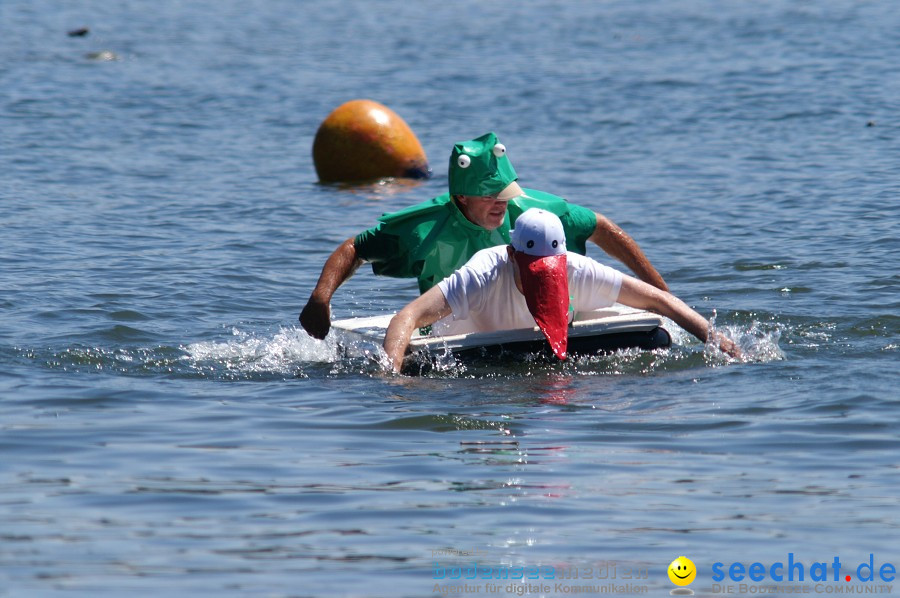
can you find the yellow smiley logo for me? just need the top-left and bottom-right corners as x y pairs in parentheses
(668, 556), (697, 586)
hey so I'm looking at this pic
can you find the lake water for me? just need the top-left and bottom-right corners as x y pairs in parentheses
(1, 1), (898, 596)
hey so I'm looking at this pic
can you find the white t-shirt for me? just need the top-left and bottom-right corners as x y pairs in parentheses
(434, 246), (623, 336)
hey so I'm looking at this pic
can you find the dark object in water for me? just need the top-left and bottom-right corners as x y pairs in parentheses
(453, 326), (671, 360)
(68, 27), (90, 37)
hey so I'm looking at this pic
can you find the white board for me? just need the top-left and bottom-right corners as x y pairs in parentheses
(332, 305), (669, 356)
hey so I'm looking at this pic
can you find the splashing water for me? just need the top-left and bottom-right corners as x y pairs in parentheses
(183, 325), (392, 379)
(701, 311), (786, 365)
(185, 326), (337, 374)
(20, 313), (784, 382)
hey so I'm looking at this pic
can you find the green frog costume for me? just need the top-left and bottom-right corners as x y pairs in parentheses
(353, 132), (597, 293)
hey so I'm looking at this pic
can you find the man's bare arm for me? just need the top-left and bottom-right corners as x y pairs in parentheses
(299, 238), (362, 339)
(616, 276), (738, 357)
(382, 286), (452, 373)
(589, 213), (669, 292)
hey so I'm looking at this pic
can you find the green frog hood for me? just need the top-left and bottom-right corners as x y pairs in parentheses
(448, 132), (521, 198)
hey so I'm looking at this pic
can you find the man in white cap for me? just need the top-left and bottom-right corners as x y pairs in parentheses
(382, 209), (738, 373)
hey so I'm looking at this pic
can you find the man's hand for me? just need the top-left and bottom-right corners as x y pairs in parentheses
(714, 332), (741, 359)
(299, 297), (331, 340)
(299, 238), (362, 340)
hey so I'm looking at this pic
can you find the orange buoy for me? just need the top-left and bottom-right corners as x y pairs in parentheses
(312, 99), (430, 183)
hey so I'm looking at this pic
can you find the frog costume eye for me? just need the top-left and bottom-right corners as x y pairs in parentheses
(492, 143), (506, 157)
(457, 154), (472, 169)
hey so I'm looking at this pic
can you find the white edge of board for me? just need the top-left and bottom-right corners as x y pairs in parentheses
(332, 306), (663, 351)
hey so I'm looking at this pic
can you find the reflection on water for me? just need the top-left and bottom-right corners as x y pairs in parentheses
(321, 177), (430, 201)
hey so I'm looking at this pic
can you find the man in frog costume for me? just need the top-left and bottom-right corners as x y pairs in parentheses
(300, 132), (668, 340)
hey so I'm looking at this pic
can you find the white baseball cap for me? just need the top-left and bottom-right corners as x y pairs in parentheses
(509, 209), (567, 257)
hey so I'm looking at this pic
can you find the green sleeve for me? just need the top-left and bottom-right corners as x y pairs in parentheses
(353, 195), (456, 280)
(354, 224), (416, 279)
(354, 225), (394, 264)
(559, 203), (597, 255)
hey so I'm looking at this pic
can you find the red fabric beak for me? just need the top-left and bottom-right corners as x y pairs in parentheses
(514, 252), (569, 360)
